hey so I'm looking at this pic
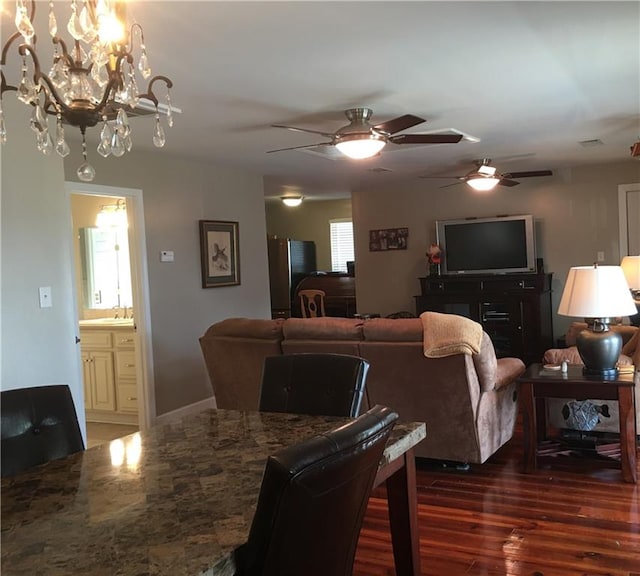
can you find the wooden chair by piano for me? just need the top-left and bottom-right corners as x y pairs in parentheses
(299, 289), (326, 318)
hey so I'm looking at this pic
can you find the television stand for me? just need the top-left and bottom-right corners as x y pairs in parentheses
(414, 272), (553, 365)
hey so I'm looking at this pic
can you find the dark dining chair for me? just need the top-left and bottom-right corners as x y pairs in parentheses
(259, 353), (370, 417)
(234, 404), (398, 576)
(1, 385), (84, 477)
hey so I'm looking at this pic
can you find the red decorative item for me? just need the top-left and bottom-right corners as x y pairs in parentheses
(426, 244), (442, 276)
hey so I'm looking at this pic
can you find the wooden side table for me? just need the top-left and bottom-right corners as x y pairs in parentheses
(517, 363), (637, 483)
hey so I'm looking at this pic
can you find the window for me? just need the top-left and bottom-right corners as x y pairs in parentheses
(330, 219), (354, 272)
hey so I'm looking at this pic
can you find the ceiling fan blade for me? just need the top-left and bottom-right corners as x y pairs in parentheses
(266, 142), (330, 153)
(373, 114), (425, 135)
(419, 174), (464, 180)
(390, 134), (463, 145)
(502, 170), (553, 179)
(271, 124), (335, 138)
(498, 178), (520, 187)
(439, 181), (464, 189)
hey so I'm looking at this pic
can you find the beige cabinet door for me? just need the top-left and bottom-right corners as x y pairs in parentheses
(82, 351), (93, 410)
(90, 351), (116, 412)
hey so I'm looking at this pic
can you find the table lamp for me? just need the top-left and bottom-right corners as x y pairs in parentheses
(558, 264), (637, 377)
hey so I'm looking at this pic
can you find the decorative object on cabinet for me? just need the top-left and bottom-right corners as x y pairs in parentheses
(557, 264), (637, 377)
(368, 227), (408, 252)
(426, 243), (442, 276)
(199, 220), (240, 288)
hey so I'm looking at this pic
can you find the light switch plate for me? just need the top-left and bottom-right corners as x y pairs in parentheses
(39, 286), (52, 308)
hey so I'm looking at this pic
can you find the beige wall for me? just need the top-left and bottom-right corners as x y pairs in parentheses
(1, 95), (271, 422)
(352, 161), (640, 339)
(265, 198), (352, 270)
(1, 98), (87, 434)
(64, 150), (272, 416)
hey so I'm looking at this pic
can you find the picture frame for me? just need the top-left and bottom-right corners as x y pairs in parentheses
(199, 220), (240, 288)
(369, 227), (408, 252)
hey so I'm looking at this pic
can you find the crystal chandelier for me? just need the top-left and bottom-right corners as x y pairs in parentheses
(0, 0), (175, 182)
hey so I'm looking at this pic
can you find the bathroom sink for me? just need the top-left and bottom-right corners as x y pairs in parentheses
(79, 318), (134, 327)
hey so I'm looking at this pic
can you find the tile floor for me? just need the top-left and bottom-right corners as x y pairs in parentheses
(85, 422), (139, 449)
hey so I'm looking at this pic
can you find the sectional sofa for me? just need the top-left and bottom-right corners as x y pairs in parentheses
(199, 316), (526, 464)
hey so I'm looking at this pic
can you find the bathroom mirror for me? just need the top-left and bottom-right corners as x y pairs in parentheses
(79, 226), (132, 309)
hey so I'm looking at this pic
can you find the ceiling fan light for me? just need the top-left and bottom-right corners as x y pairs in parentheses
(281, 196), (303, 207)
(467, 176), (500, 191)
(335, 135), (386, 159)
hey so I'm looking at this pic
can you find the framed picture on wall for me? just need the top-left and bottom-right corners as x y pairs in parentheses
(199, 220), (240, 288)
(369, 227), (408, 251)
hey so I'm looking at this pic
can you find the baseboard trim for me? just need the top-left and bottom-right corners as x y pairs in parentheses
(153, 396), (217, 426)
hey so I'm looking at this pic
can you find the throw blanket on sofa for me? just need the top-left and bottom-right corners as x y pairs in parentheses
(420, 311), (483, 358)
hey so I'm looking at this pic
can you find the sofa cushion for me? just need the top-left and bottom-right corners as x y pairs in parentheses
(203, 317), (285, 340)
(362, 318), (422, 342)
(283, 317), (364, 340)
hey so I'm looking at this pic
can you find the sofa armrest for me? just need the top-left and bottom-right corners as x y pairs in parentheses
(495, 358), (526, 390)
(471, 333), (525, 392)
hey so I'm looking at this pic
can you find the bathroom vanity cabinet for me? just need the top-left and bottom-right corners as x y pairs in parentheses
(80, 322), (138, 425)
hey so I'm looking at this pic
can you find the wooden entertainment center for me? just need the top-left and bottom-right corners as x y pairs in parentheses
(415, 272), (554, 365)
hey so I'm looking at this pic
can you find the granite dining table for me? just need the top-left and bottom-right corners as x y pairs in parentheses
(1, 408), (426, 576)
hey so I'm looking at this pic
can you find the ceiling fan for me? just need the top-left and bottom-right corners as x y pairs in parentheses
(420, 158), (553, 191)
(268, 107), (463, 159)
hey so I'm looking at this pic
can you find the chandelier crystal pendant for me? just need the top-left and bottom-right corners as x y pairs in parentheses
(1, 0), (175, 182)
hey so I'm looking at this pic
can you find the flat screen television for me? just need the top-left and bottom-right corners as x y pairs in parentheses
(436, 215), (536, 275)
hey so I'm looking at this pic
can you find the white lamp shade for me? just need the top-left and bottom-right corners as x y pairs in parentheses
(335, 137), (386, 159)
(621, 255), (640, 289)
(558, 265), (638, 318)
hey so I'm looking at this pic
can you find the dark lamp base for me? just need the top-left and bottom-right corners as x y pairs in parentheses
(576, 324), (623, 378)
(582, 366), (618, 378)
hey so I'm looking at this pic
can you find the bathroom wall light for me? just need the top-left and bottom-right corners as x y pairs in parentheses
(96, 198), (127, 227)
(281, 196), (303, 207)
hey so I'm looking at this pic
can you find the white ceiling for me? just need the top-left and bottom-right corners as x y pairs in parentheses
(5, 1), (640, 199)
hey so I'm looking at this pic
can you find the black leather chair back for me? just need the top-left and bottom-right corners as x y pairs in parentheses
(259, 353), (369, 417)
(1, 385), (84, 477)
(235, 405), (398, 576)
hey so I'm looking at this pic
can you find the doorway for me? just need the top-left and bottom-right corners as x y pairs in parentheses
(66, 182), (155, 444)
(618, 183), (640, 258)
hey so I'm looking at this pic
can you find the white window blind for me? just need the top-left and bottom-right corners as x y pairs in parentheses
(330, 219), (354, 272)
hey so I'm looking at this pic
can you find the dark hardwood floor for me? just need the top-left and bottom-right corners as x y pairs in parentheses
(354, 423), (640, 576)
